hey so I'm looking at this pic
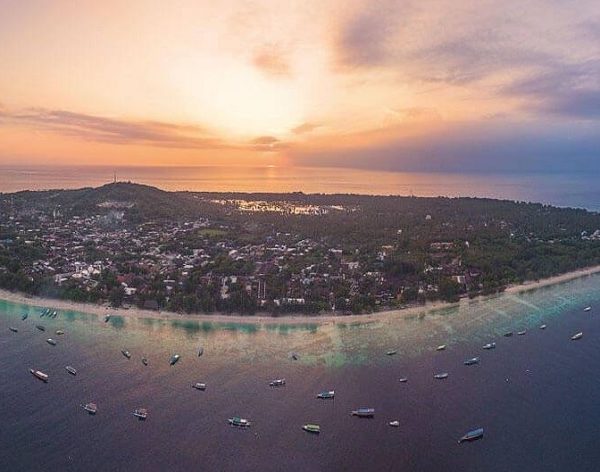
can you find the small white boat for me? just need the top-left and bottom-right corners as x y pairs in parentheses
(434, 373), (449, 380)
(269, 379), (286, 387)
(482, 342), (496, 350)
(464, 357), (480, 366)
(386, 350), (397, 356)
(55, 330), (65, 335)
(121, 349), (131, 359)
(351, 408), (375, 417)
(459, 427), (484, 443)
(142, 357), (148, 366)
(317, 390), (335, 399)
(30, 369), (49, 382)
(66, 366), (77, 375)
(46, 338), (57, 346)
(399, 378), (408, 383)
(192, 382), (207, 390)
(517, 330), (527, 336)
(436, 345), (446, 351)
(571, 332), (583, 341)
(584, 306), (592, 312)
(389, 420), (400, 427)
(229, 417), (251, 427)
(169, 354), (180, 365)
(82, 402), (97, 415)
(133, 408), (148, 420)
(539, 324), (547, 330)
(105, 314), (111, 322)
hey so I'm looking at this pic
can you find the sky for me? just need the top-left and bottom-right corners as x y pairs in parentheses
(0, 0), (598, 173)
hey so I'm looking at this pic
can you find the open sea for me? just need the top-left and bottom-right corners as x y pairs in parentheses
(2, 273), (600, 471)
(0, 165), (599, 211)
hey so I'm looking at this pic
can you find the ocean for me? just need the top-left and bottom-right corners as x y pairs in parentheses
(1, 165), (599, 211)
(2, 273), (600, 471)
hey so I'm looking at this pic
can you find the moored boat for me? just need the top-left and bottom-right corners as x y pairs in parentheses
(228, 417), (251, 427)
(21, 313), (28, 320)
(584, 306), (592, 312)
(464, 357), (480, 366)
(399, 378), (408, 383)
(36, 325), (45, 331)
(540, 324), (547, 329)
(458, 427), (484, 443)
(386, 350), (397, 356)
(503, 331), (513, 337)
(317, 390), (335, 399)
(269, 378), (286, 387)
(66, 366), (77, 375)
(56, 330), (64, 335)
(104, 314), (111, 322)
(517, 330), (527, 336)
(142, 357), (148, 366)
(192, 382), (207, 390)
(351, 408), (375, 417)
(30, 368), (49, 382)
(482, 342), (496, 350)
(46, 338), (57, 346)
(436, 345), (446, 351)
(198, 346), (204, 357)
(133, 408), (148, 420)
(82, 402), (97, 414)
(290, 352), (299, 360)
(169, 354), (180, 365)
(389, 420), (400, 427)
(121, 349), (131, 359)
(9, 327), (18, 333)
(571, 332), (583, 341)
(302, 424), (321, 434)
(434, 373), (449, 380)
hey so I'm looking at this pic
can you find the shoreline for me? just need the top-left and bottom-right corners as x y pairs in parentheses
(1, 265), (599, 325)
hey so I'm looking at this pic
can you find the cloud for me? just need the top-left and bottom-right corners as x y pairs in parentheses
(252, 45), (291, 77)
(291, 122), (321, 134)
(0, 107), (228, 149)
(249, 135), (288, 152)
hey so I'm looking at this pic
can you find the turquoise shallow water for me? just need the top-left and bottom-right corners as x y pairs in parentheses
(1, 273), (600, 471)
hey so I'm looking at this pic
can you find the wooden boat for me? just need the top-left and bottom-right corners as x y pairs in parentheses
(82, 403), (97, 415)
(317, 390), (335, 399)
(571, 332), (583, 341)
(458, 427), (484, 443)
(36, 325), (45, 331)
(198, 346), (204, 357)
(228, 417), (251, 427)
(351, 408), (375, 417)
(30, 369), (49, 382)
(104, 314), (111, 322)
(9, 327), (18, 333)
(302, 424), (321, 434)
(121, 349), (131, 359)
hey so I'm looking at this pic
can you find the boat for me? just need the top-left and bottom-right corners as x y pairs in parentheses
(55, 330), (64, 335)
(66, 366), (77, 375)
(21, 313), (28, 320)
(30, 369), (49, 382)
(46, 338), (57, 346)
(269, 379), (286, 387)
(317, 390), (335, 399)
(9, 327), (18, 333)
(517, 330), (527, 336)
(192, 382), (207, 391)
(540, 324), (547, 329)
(571, 332), (583, 341)
(584, 306), (592, 312)
(169, 354), (180, 365)
(82, 403), (97, 415)
(436, 345), (446, 351)
(198, 346), (204, 357)
(104, 314), (111, 322)
(458, 427), (484, 443)
(482, 342), (496, 350)
(464, 357), (480, 366)
(36, 325), (45, 331)
(503, 331), (513, 337)
(386, 350), (397, 356)
(121, 349), (131, 359)
(133, 408), (148, 420)
(389, 420), (400, 427)
(434, 373), (449, 380)
(302, 424), (321, 434)
(399, 378), (408, 383)
(229, 417), (251, 427)
(290, 352), (299, 360)
(142, 357), (148, 366)
(51, 311), (57, 318)
(351, 408), (375, 417)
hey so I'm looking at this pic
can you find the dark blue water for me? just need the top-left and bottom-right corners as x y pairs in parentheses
(1, 274), (600, 471)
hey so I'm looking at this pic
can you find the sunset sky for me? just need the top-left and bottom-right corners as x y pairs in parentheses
(0, 0), (598, 173)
